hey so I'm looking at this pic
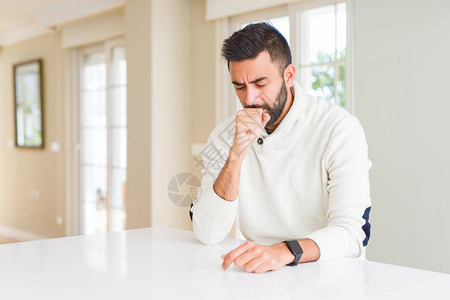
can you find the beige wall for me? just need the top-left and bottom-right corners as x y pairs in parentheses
(149, 0), (193, 230)
(125, 0), (198, 231)
(191, 0), (217, 144)
(0, 32), (66, 239)
(0, 0), (208, 238)
(190, 0), (217, 185)
(124, 0), (152, 229)
(126, 0), (217, 231)
(355, 0), (450, 273)
(126, 0), (210, 230)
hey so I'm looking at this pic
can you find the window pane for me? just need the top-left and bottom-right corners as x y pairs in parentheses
(311, 65), (335, 102)
(81, 90), (107, 127)
(110, 207), (126, 232)
(82, 202), (107, 235)
(268, 16), (290, 45)
(82, 52), (106, 90)
(337, 63), (346, 107)
(300, 65), (335, 103)
(337, 3), (347, 61)
(82, 128), (107, 166)
(110, 168), (127, 209)
(300, 5), (336, 65)
(241, 16), (290, 46)
(111, 86), (127, 127)
(111, 47), (127, 86)
(82, 165), (107, 234)
(111, 128), (127, 168)
(82, 165), (107, 203)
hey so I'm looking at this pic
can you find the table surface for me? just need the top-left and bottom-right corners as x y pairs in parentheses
(0, 227), (449, 299)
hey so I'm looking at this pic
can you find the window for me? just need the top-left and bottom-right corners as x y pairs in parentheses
(241, 16), (290, 45)
(78, 39), (127, 234)
(297, 2), (347, 107)
(223, 1), (350, 118)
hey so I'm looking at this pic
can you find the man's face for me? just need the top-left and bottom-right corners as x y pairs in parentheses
(229, 51), (287, 127)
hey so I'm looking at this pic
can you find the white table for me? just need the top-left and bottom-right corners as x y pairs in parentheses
(0, 227), (448, 299)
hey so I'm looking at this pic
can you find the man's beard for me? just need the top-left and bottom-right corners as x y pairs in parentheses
(246, 80), (288, 127)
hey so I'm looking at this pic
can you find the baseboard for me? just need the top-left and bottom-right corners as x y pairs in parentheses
(0, 225), (49, 241)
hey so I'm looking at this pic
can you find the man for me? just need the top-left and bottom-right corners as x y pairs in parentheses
(190, 22), (372, 274)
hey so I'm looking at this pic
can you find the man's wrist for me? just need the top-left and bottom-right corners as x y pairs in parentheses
(228, 146), (246, 163)
(275, 239), (320, 266)
(212, 149), (244, 202)
(275, 242), (295, 265)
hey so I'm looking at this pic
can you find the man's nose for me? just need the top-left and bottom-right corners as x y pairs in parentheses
(244, 86), (262, 107)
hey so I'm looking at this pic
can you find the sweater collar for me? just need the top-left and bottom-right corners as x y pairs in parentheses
(254, 80), (316, 152)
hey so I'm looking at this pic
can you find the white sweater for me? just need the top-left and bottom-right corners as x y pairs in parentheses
(190, 81), (372, 261)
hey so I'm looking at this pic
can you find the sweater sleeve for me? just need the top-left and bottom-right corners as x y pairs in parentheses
(306, 115), (372, 261)
(190, 120), (239, 245)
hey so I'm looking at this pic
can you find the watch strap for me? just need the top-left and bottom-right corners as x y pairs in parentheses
(284, 240), (303, 266)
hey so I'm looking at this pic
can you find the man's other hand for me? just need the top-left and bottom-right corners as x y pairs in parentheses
(221, 241), (294, 273)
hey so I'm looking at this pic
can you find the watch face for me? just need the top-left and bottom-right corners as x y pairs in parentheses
(287, 240), (303, 254)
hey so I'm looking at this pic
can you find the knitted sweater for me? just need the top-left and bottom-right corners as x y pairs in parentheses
(190, 81), (372, 261)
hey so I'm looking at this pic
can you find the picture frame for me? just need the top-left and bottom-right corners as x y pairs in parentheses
(13, 59), (44, 149)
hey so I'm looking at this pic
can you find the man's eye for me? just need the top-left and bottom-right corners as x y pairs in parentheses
(236, 86), (245, 91)
(256, 84), (266, 88)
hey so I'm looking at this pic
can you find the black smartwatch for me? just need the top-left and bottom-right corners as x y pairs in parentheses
(284, 240), (303, 266)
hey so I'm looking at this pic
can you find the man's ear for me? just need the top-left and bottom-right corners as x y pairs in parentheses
(283, 64), (296, 87)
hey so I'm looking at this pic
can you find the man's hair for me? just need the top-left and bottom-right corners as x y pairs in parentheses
(221, 22), (292, 74)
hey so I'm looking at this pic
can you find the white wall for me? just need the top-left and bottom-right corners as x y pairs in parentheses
(354, 0), (450, 273)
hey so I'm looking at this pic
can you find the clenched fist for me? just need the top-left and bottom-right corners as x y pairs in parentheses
(231, 108), (271, 158)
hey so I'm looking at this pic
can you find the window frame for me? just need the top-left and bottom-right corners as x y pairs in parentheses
(290, 0), (352, 110)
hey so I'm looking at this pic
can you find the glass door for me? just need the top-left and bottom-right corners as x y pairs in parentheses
(79, 40), (127, 234)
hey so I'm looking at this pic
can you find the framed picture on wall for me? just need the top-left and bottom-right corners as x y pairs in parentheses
(13, 59), (44, 148)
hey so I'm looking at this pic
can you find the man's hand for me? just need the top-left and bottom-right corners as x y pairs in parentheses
(221, 241), (294, 273)
(212, 108), (270, 202)
(221, 239), (321, 273)
(231, 108), (271, 158)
